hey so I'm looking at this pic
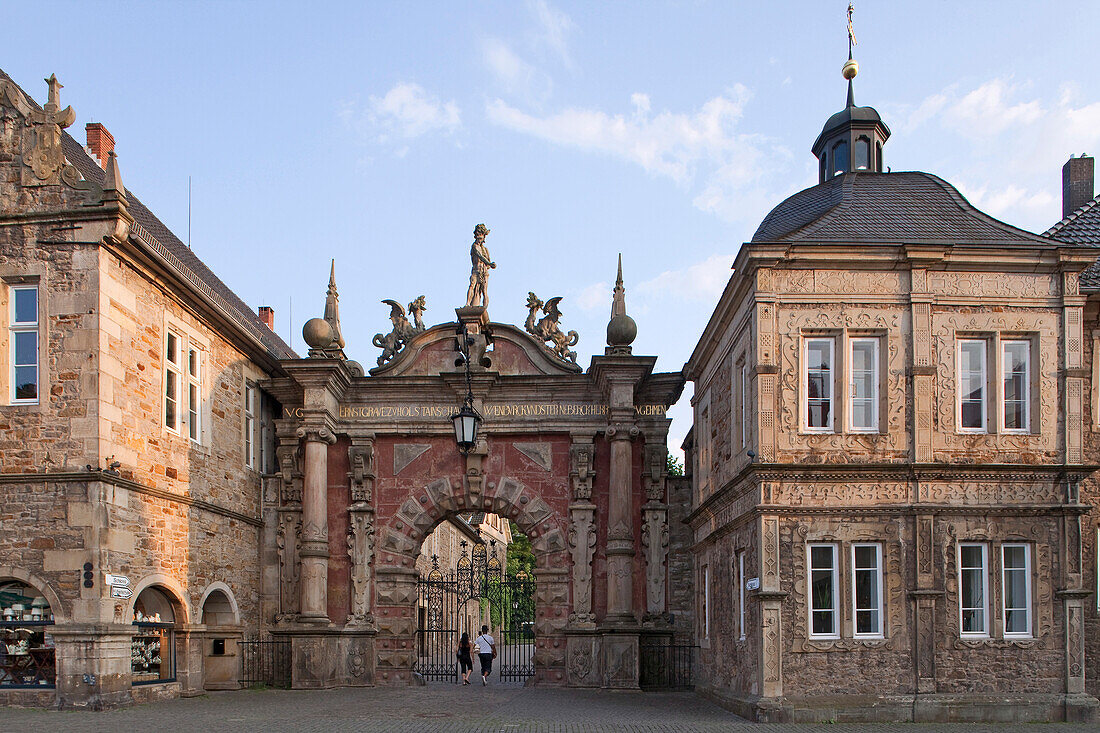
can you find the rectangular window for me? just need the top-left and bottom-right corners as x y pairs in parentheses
(852, 543), (883, 637)
(959, 543), (988, 636)
(702, 564), (710, 640)
(958, 340), (987, 432)
(804, 338), (834, 432)
(1001, 340), (1030, 432)
(10, 286), (39, 402)
(164, 331), (181, 432)
(738, 551), (746, 641)
(244, 383), (257, 469)
(808, 544), (839, 637)
(849, 338), (879, 432)
(1002, 544), (1032, 637)
(739, 362), (749, 448)
(187, 348), (201, 442)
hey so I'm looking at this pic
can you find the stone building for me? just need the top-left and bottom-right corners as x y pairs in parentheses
(0, 70), (292, 708)
(683, 64), (1099, 722)
(1044, 153), (1100, 705)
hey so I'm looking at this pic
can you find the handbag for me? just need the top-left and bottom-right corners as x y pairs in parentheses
(472, 642), (480, 654)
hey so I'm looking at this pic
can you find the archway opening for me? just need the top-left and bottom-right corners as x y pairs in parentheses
(131, 586), (180, 684)
(0, 579), (55, 688)
(414, 511), (536, 685)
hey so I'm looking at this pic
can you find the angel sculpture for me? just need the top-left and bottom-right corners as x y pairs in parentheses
(525, 292), (579, 363)
(372, 296), (427, 366)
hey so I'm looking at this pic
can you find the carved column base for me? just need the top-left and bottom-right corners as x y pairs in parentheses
(272, 627), (376, 689)
(599, 630), (640, 689)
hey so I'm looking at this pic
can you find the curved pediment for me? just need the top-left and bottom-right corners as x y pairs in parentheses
(369, 322), (583, 377)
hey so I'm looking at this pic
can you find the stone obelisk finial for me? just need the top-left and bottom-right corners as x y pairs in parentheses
(605, 254), (637, 355)
(324, 259), (345, 350)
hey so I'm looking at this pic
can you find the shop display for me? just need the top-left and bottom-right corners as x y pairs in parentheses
(0, 582), (55, 687)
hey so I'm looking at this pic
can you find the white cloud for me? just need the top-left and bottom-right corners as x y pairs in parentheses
(574, 281), (610, 312)
(342, 83), (461, 147)
(481, 38), (553, 101)
(528, 0), (574, 68)
(486, 88), (793, 222)
(944, 79), (1042, 138)
(635, 254), (736, 303)
(953, 181), (1055, 222)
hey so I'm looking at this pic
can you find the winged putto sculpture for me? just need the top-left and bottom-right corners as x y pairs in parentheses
(525, 292), (579, 363)
(373, 296), (427, 366)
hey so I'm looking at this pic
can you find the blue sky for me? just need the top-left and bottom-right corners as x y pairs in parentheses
(5, 1), (1100, 453)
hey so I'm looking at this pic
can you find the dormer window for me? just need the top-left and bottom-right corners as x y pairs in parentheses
(831, 140), (849, 177)
(855, 137), (870, 170)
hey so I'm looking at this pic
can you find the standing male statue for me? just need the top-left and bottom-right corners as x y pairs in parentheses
(465, 223), (496, 308)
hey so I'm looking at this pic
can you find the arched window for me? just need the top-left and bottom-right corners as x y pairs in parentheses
(132, 587), (177, 684)
(855, 137), (871, 170)
(876, 142), (883, 172)
(831, 140), (849, 177)
(1, 580), (55, 687)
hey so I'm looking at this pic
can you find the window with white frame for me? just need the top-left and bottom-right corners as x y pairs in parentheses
(852, 543), (883, 637)
(803, 338), (834, 432)
(164, 331), (181, 432)
(739, 362), (749, 448)
(737, 551), (746, 640)
(849, 338), (879, 432)
(244, 383), (257, 469)
(1001, 341), (1030, 432)
(958, 543), (988, 636)
(1001, 543), (1031, 637)
(808, 544), (839, 637)
(10, 285), (39, 403)
(957, 340), (987, 432)
(186, 346), (202, 443)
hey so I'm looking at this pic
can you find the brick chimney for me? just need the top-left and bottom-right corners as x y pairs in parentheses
(258, 306), (275, 331)
(1063, 154), (1094, 219)
(85, 123), (115, 170)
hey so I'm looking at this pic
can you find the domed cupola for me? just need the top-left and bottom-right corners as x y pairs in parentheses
(812, 4), (891, 183)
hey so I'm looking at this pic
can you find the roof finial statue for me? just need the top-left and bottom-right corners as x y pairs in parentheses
(465, 224), (495, 310)
(842, 1), (859, 105)
(606, 254), (637, 355)
(324, 259), (345, 349)
(302, 260), (347, 358)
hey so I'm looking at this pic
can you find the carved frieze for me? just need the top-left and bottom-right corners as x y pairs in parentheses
(567, 505), (597, 626)
(276, 512), (302, 623)
(347, 510), (376, 627)
(641, 507), (669, 614)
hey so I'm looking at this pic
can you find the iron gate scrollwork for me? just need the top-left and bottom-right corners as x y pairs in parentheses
(415, 540), (535, 684)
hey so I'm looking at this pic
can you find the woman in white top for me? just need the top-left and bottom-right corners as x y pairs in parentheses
(474, 624), (495, 685)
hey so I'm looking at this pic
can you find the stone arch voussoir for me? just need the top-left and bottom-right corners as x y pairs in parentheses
(0, 565), (68, 623)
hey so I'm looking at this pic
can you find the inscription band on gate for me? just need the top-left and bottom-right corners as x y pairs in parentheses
(282, 404), (668, 420)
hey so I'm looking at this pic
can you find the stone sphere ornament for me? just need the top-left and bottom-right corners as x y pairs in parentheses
(607, 312), (637, 347)
(842, 58), (859, 80)
(302, 317), (334, 349)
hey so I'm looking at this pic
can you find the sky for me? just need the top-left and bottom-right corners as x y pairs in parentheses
(5, 1), (1100, 455)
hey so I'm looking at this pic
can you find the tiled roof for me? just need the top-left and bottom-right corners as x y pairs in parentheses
(751, 171), (1052, 245)
(1043, 193), (1100, 289)
(2, 68), (294, 361)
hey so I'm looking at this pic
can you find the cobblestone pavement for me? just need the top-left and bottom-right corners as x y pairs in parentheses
(2, 684), (1098, 733)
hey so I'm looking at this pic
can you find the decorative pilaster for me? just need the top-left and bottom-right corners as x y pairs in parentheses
(347, 510), (375, 627)
(911, 513), (939, 693)
(641, 442), (668, 620)
(276, 512), (302, 625)
(605, 422), (639, 622)
(568, 440), (597, 628)
(756, 514), (784, 698)
(911, 267), (935, 462)
(755, 300), (777, 462)
(297, 426), (336, 625)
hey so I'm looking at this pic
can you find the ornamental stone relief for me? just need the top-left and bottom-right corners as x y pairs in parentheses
(941, 518), (1054, 649)
(772, 481), (909, 506)
(275, 512), (302, 623)
(926, 272), (1060, 299)
(767, 269), (905, 296)
(776, 307), (907, 458)
(788, 518), (907, 653)
(931, 310), (1058, 458)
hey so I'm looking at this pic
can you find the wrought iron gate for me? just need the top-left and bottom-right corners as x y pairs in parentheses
(239, 634), (291, 688)
(639, 640), (696, 690)
(415, 541), (535, 683)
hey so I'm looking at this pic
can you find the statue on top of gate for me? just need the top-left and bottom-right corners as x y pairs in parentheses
(525, 292), (579, 364)
(372, 296), (427, 366)
(465, 223), (496, 309)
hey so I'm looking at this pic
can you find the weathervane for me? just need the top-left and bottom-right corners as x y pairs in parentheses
(842, 2), (859, 83)
(847, 2), (857, 57)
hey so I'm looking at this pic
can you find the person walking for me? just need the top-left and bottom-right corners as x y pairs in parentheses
(456, 632), (474, 685)
(474, 624), (496, 685)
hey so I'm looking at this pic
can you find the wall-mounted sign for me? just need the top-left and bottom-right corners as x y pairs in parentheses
(746, 577), (761, 591)
(104, 573), (130, 588)
(110, 586), (133, 599)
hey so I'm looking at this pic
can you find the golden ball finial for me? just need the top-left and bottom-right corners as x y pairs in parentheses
(842, 58), (859, 81)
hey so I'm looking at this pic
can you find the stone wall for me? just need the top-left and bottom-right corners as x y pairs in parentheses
(666, 476), (695, 643)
